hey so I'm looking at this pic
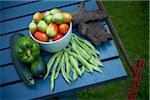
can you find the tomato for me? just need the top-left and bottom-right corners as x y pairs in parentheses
(34, 31), (49, 42)
(61, 12), (73, 23)
(50, 8), (61, 15)
(29, 21), (37, 34)
(46, 23), (58, 37)
(53, 33), (63, 41)
(33, 12), (44, 23)
(52, 13), (64, 24)
(37, 20), (48, 32)
(41, 12), (45, 16)
(58, 23), (69, 35)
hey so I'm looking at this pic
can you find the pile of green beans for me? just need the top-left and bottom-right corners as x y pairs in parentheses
(44, 33), (103, 92)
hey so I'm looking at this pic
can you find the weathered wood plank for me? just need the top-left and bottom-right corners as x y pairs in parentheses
(0, 39), (118, 67)
(0, 65), (20, 85)
(0, 1), (34, 10)
(0, 1), (98, 35)
(0, 20), (106, 50)
(0, 39), (119, 85)
(0, 58), (127, 99)
(0, 20), (118, 85)
(0, 1), (79, 22)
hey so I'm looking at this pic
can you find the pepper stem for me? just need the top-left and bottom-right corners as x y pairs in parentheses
(26, 49), (31, 56)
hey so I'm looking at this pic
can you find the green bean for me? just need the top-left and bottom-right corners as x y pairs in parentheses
(95, 49), (100, 55)
(71, 39), (80, 55)
(68, 61), (77, 80)
(84, 66), (90, 73)
(73, 38), (100, 66)
(99, 61), (103, 66)
(91, 65), (103, 73)
(74, 35), (95, 49)
(80, 42), (97, 57)
(61, 54), (71, 84)
(72, 39), (100, 67)
(50, 74), (54, 92)
(94, 58), (103, 66)
(81, 65), (85, 74)
(76, 45), (91, 60)
(71, 37), (91, 59)
(69, 56), (82, 76)
(50, 53), (62, 92)
(73, 34), (100, 55)
(54, 52), (64, 79)
(44, 51), (62, 79)
(74, 38), (97, 57)
(72, 66), (78, 80)
(92, 56), (103, 66)
(64, 48), (93, 73)
(54, 65), (61, 79)
(89, 56), (101, 67)
(89, 60), (99, 67)
(73, 34), (100, 59)
(64, 52), (72, 81)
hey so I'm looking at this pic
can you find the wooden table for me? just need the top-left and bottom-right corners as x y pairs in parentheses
(0, 1), (127, 99)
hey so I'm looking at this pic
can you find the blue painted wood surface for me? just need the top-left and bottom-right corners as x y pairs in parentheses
(0, 1), (34, 9)
(0, 21), (117, 66)
(0, 1), (79, 22)
(0, 65), (20, 84)
(0, 40), (118, 85)
(0, 0), (127, 99)
(0, 39), (118, 66)
(0, 1), (98, 35)
(0, 20), (119, 85)
(1, 59), (127, 99)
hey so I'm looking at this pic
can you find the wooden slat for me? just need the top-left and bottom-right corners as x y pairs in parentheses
(1, 59), (127, 99)
(0, 1), (98, 35)
(0, 1), (80, 22)
(0, 19), (114, 66)
(0, 20), (106, 50)
(0, 39), (118, 67)
(0, 58), (127, 99)
(0, 30), (29, 50)
(0, 20), (117, 85)
(0, 39), (119, 85)
(0, 65), (20, 85)
(0, 1), (34, 10)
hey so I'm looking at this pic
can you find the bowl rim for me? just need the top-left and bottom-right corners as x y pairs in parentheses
(29, 22), (72, 44)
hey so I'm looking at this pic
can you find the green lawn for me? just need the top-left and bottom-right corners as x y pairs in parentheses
(78, 1), (149, 100)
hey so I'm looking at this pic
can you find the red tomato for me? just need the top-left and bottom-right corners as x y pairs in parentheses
(42, 12), (45, 16)
(33, 12), (44, 22)
(58, 24), (69, 35)
(61, 12), (73, 23)
(46, 23), (58, 37)
(34, 31), (49, 42)
(53, 33), (63, 41)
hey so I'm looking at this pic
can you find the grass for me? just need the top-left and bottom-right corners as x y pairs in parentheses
(78, 1), (149, 100)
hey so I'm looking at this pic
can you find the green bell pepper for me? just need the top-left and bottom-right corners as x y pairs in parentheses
(15, 37), (40, 63)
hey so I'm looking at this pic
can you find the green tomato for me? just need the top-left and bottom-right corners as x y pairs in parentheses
(50, 8), (61, 15)
(29, 21), (37, 34)
(46, 23), (58, 37)
(33, 12), (43, 22)
(52, 13), (64, 24)
(37, 20), (48, 32)
(44, 15), (53, 24)
(44, 11), (51, 17)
